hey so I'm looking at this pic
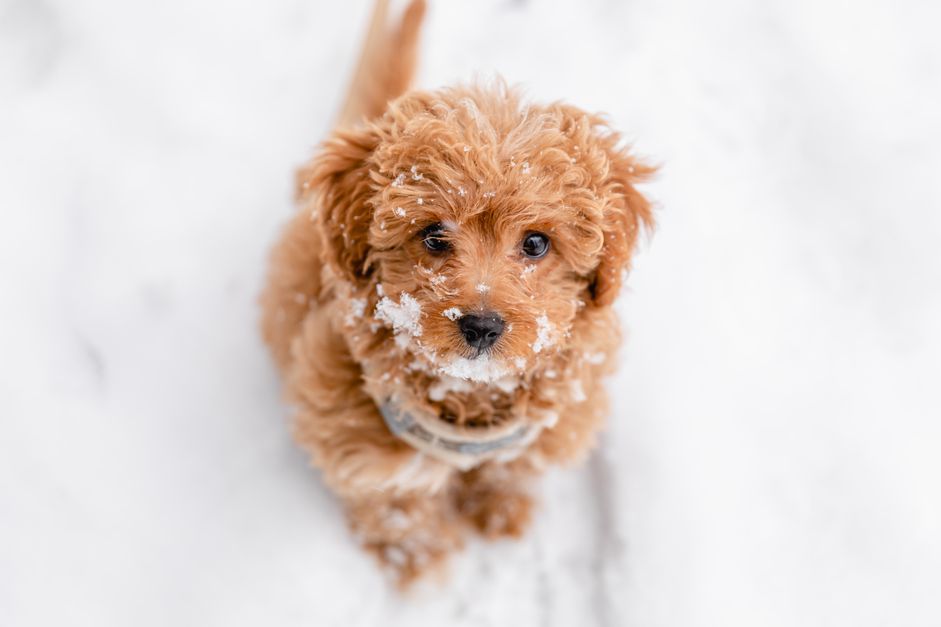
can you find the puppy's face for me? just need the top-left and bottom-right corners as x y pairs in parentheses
(306, 86), (653, 383)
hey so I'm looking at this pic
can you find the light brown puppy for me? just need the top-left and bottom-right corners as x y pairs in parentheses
(260, 0), (654, 586)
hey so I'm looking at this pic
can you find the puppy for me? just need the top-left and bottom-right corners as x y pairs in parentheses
(260, 0), (654, 585)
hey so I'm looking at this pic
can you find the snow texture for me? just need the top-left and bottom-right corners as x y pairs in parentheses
(531, 313), (554, 353)
(2, 0), (941, 626)
(345, 297), (368, 326)
(437, 355), (511, 383)
(442, 306), (462, 321)
(428, 375), (473, 402)
(374, 292), (423, 338)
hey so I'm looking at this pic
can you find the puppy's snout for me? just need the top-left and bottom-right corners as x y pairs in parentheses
(458, 312), (505, 351)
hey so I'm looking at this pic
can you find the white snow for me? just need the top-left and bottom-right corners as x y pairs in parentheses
(393, 206), (407, 218)
(383, 507), (411, 530)
(437, 355), (511, 383)
(427, 375), (473, 401)
(345, 297), (367, 326)
(569, 379), (587, 403)
(391, 172), (406, 187)
(475, 283), (491, 294)
(531, 313), (554, 353)
(442, 306), (462, 321)
(492, 375), (520, 395)
(582, 351), (605, 365)
(374, 292), (423, 339)
(3, 1), (941, 626)
(541, 411), (560, 428)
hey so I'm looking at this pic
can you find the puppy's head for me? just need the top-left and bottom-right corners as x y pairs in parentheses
(304, 84), (654, 382)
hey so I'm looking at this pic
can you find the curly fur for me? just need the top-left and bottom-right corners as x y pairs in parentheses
(259, 0), (654, 587)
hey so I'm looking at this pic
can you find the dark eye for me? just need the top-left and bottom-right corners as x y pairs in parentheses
(521, 232), (550, 259)
(420, 222), (451, 254)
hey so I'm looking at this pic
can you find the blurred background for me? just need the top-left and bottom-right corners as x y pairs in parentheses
(2, 0), (940, 625)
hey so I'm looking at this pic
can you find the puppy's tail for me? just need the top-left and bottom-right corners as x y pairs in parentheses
(336, 0), (427, 129)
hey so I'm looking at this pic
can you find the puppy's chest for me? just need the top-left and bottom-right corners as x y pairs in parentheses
(370, 368), (526, 428)
(429, 381), (522, 429)
(377, 364), (579, 431)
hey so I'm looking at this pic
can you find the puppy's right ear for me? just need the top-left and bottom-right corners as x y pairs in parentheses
(297, 126), (381, 285)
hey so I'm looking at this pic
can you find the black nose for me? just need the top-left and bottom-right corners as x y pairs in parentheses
(457, 312), (505, 351)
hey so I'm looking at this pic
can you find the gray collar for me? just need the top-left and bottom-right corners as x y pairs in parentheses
(379, 401), (535, 470)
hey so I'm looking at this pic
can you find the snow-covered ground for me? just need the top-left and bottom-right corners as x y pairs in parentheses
(2, 0), (940, 625)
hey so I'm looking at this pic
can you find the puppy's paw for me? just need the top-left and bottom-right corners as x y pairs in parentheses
(348, 496), (463, 588)
(369, 531), (460, 588)
(460, 489), (534, 539)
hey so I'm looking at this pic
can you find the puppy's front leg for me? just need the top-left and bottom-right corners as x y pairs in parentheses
(288, 314), (460, 584)
(345, 489), (463, 587)
(295, 393), (462, 585)
(454, 461), (536, 539)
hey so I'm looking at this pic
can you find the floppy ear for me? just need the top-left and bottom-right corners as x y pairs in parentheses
(297, 126), (381, 285)
(589, 144), (656, 307)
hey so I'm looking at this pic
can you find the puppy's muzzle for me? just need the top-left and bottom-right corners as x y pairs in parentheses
(458, 312), (505, 351)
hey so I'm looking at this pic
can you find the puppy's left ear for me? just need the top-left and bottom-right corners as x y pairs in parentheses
(589, 142), (656, 307)
(297, 126), (381, 285)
